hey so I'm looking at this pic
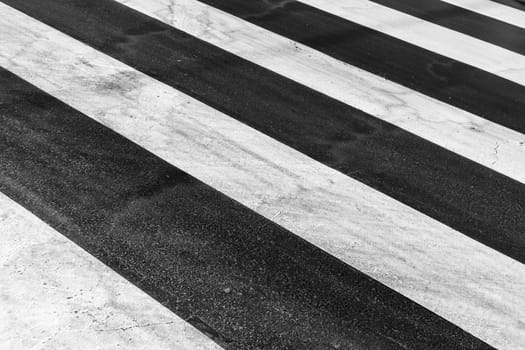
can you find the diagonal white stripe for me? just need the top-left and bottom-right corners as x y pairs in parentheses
(0, 4), (523, 349)
(118, 0), (525, 186)
(0, 192), (223, 350)
(296, 0), (525, 85)
(442, 0), (525, 29)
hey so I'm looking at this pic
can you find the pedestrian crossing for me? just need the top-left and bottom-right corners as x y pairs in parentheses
(353, 0), (525, 56)
(492, 0), (525, 11)
(1, 0), (524, 349)
(120, 0), (525, 185)
(442, 0), (525, 28)
(292, 0), (525, 84)
(0, 193), (222, 350)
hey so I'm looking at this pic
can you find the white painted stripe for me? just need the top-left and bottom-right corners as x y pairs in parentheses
(118, 0), (525, 185)
(294, 0), (525, 86)
(0, 192), (222, 350)
(442, 0), (525, 29)
(1, 4), (524, 349)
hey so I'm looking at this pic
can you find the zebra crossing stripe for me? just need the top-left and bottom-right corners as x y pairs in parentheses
(442, 0), (525, 28)
(0, 3), (524, 348)
(0, 192), (224, 350)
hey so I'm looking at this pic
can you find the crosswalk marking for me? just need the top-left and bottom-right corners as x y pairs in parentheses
(1, 3), (524, 349)
(1, 0), (524, 349)
(5, 0), (525, 266)
(442, 0), (525, 28)
(0, 193), (224, 350)
(299, 0), (525, 85)
(491, 0), (525, 11)
(118, 0), (525, 185)
(360, 0), (525, 56)
(183, 0), (525, 142)
(2, 65), (493, 349)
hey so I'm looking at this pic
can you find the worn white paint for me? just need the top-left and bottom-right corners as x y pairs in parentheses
(0, 193), (223, 350)
(118, 0), (525, 186)
(298, 0), (525, 85)
(0, 4), (524, 349)
(442, 0), (525, 29)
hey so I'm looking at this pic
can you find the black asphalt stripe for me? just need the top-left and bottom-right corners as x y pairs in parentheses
(491, 0), (525, 11)
(365, 0), (525, 55)
(0, 68), (494, 350)
(5, 0), (525, 265)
